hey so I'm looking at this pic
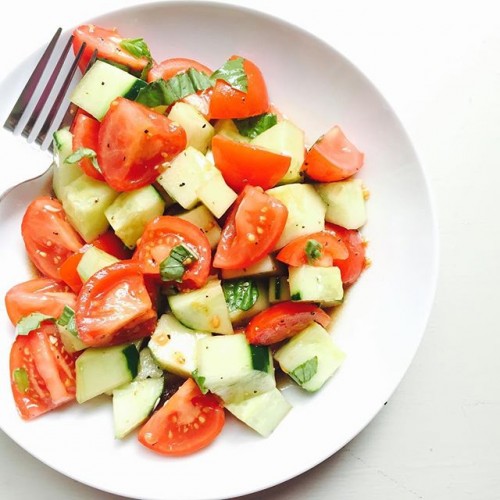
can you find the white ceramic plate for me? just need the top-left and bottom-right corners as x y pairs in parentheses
(0, 2), (438, 499)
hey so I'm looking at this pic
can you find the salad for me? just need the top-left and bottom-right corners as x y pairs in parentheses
(4, 24), (368, 457)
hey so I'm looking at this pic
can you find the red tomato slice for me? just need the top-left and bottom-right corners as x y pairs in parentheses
(10, 323), (76, 420)
(72, 111), (103, 180)
(73, 25), (150, 73)
(209, 56), (269, 119)
(5, 278), (77, 325)
(213, 186), (288, 270)
(277, 231), (348, 267)
(92, 230), (132, 260)
(138, 378), (225, 456)
(21, 197), (84, 280)
(211, 135), (291, 192)
(326, 224), (366, 285)
(246, 302), (331, 345)
(304, 125), (364, 182)
(97, 98), (187, 191)
(148, 57), (212, 82)
(134, 216), (211, 290)
(75, 261), (156, 347)
(59, 252), (85, 294)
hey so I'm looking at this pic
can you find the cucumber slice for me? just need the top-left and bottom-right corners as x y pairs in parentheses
(76, 246), (119, 283)
(268, 276), (291, 304)
(168, 279), (233, 334)
(196, 170), (238, 218)
(70, 60), (147, 120)
(112, 377), (164, 439)
(62, 175), (119, 242)
(52, 128), (83, 201)
(76, 343), (139, 403)
(57, 323), (88, 354)
(177, 205), (222, 249)
(274, 322), (345, 392)
(105, 186), (165, 248)
(213, 119), (249, 143)
(196, 334), (275, 403)
(221, 255), (281, 280)
(226, 388), (292, 437)
(315, 179), (367, 229)
(167, 101), (214, 154)
(288, 265), (343, 306)
(149, 313), (211, 377)
(266, 184), (326, 249)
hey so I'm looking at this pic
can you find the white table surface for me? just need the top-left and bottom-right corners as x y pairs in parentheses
(1, 0), (499, 499)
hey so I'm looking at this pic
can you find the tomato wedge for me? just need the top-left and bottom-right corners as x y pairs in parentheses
(138, 378), (225, 456)
(304, 125), (364, 182)
(326, 224), (366, 285)
(134, 216), (211, 290)
(97, 97), (187, 191)
(213, 186), (288, 270)
(246, 302), (331, 345)
(10, 323), (76, 420)
(277, 231), (348, 267)
(72, 111), (103, 180)
(92, 231), (132, 260)
(75, 261), (156, 347)
(5, 278), (77, 325)
(211, 135), (291, 192)
(209, 56), (269, 119)
(21, 197), (84, 280)
(73, 25), (151, 73)
(148, 57), (212, 82)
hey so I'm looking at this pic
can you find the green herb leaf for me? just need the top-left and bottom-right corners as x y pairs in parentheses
(65, 147), (102, 173)
(305, 239), (322, 263)
(16, 313), (54, 336)
(135, 68), (212, 107)
(289, 356), (318, 385)
(159, 244), (198, 282)
(210, 57), (248, 92)
(223, 279), (259, 312)
(191, 369), (208, 394)
(13, 368), (29, 393)
(57, 306), (78, 337)
(234, 113), (277, 139)
(120, 38), (152, 60)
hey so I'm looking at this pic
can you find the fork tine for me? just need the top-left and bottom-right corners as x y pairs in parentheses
(21, 35), (75, 139)
(3, 28), (62, 132)
(35, 41), (87, 147)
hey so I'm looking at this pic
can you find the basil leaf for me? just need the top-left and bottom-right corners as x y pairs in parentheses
(159, 244), (198, 282)
(234, 113), (277, 139)
(211, 57), (248, 92)
(57, 306), (78, 337)
(289, 356), (318, 385)
(65, 147), (102, 173)
(16, 313), (54, 336)
(135, 68), (212, 107)
(120, 38), (152, 60)
(13, 368), (29, 393)
(305, 239), (322, 263)
(191, 369), (208, 394)
(223, 279), (259, 312)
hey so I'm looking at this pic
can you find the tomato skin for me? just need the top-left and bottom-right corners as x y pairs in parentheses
(209, 56), (269, 119)
(246, 302), (331, 345)
(59, 252), (85, 294)
(211, 135), (291, 192)
(72, 112), (103, 180)
(326, 224), (366, 285)
(97, 98), (187, 192)
(75, 261), (156, 347)
(304, 126), (364, 182)
(277, 231), (348, 267)
(21, 197), (84, 280)
(10, 323), (76, 420)
(5, 278), (77, 326)
(148, 58), (212, 82)
(138, 378), (225, 456)
(213, 186), (288, 270)
(73, 25), (150, 73)
(134, 216), (211, 290)
(92, 230), (132, 260)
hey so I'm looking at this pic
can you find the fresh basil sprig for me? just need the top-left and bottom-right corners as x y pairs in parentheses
(210, 57), (248, 92)
(120, 37), (153, 80)
(234, 113), (277, 139)
(57, 306), (78, 337)
(191, 369), (208, 394)
(159, 244), (198, 282)
(13, 368), (30, 393)
(16, 313), (54, 336)
(289, 356), (318, 385)
(305, 239), (322, 263)
(223, 279), (259, 312)
(65, 147), (102, 173)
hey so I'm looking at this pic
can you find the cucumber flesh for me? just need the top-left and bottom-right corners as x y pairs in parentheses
(76, 246), (119, 283)
(52, 128), (83, 201)
(136, 347), (164, 380)
(176, 205), (222, 249)
(196, 170), (237, 219)
(268, 276), (291, 304)
(288, 265), (343, 306)
(221, 255), (281, 280)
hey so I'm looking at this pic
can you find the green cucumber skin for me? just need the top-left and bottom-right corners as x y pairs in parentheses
(250, 345), (270, 373)
(124, 79), (148, 100)
(123, 345), (140, 378)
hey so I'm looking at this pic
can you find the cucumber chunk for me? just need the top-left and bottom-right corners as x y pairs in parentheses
(70, 60), (147, 120)
(221, 255), (281, 280)
(149, 313), (211, 377)
(315, 179), (367, 229)
(168, 280), (233, 334)
(52, 128), (83, 201)
(224, 279), (270, 325)
(289, 265), (343, 306)
(268, 276), (291, 304)
(57, 323), (88, 354)
(76, 246), (119, 283)
(226, 388), (292, 437)
(76, 343), (139, 403)
(177, 205), (222, 249)
(196, 334), (276, 403)
(274, 322), (345, 392)
(112, 377), (164, 439)
(266, 184), (326, 249)
(136, 347), (164, 380)
(196, 170), (238, 218)
(213, 119), (249, 143)
(105, 185), (165, 248)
